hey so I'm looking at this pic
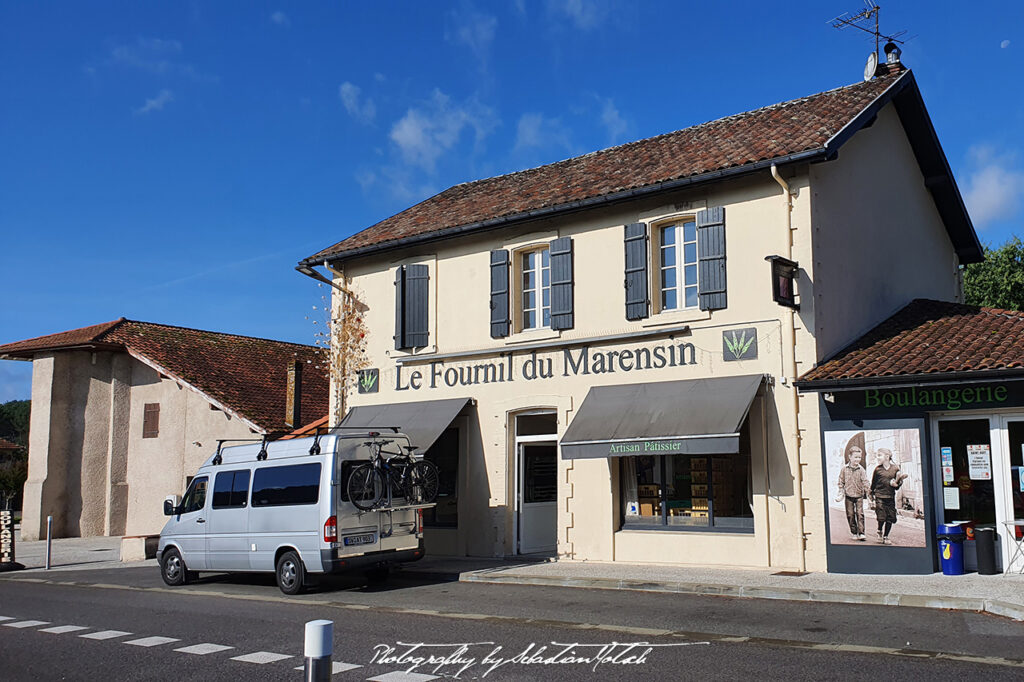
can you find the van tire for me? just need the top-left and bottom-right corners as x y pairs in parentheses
(160, 547), (189, 586)
(276, 551), (306, 595)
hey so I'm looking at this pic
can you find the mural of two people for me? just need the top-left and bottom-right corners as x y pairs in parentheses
(826, 429), (925, 547)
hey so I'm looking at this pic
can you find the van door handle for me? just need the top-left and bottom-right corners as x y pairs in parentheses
(197, 518), (206, 524)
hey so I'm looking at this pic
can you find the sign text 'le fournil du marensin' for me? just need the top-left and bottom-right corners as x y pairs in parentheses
(395, 341), (698, 391)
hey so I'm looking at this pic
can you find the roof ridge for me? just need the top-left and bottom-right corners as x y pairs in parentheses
(107, 319), (324, 351)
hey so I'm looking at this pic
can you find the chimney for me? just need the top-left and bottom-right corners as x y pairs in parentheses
(286, 360), (303, 429)
(883, 41), (902, 67)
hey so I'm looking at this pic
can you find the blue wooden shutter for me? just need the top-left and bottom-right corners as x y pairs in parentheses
(624, 222), (649, 320)
(697, 206), (727, 311)
(394, 266), (406, 350)
(549, 237), (574, 330)
(404, 264), (430, 348)
(490, 250), (510, 338)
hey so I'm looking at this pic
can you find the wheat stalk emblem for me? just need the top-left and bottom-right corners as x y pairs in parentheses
(725, 330), (755, 359)
(359, 370), (378, 391)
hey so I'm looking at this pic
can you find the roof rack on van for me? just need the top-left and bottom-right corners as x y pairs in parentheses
(256, 435), (269, 461)
(331, 425), (402, 433)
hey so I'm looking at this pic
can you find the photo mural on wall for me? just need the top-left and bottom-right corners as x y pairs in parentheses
(825, 429), (926, 548)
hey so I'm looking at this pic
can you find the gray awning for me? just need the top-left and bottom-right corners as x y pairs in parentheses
(336, 397), (472, 454)
(560, 375), (765, 460)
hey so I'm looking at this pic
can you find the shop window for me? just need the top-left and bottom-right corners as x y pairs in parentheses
(143, 403), (160, 438)
(657, 220), (699, 311)
(519, 247), (550, 331)
(423, 428), (459, 528)
(516, 412), (557, 437)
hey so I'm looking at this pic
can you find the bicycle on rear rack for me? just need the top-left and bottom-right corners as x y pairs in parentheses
(346, 437), (440, 511)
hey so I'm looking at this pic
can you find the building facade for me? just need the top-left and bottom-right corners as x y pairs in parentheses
(301, 64), (980, 572)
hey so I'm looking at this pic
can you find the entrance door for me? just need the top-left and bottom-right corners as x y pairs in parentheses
(517, 443), (557, 555)
(998, 418), (1024, 570)
(936, 419), (997, 570)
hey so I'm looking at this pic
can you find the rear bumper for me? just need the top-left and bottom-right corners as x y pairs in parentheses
(320, 543), (425, 574)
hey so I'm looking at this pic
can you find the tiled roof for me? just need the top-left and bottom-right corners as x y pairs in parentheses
(0, 320), (328, 433)
(306, 70), (906, 263)
(797, 299), (1024, 387)
(280, 415), (329, 440)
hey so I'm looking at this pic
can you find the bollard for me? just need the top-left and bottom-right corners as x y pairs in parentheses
(304, 619), (333, 682)
(45, 516), (53, 570)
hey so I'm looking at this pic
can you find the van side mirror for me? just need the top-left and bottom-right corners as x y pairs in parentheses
(163, 495), (181, 516)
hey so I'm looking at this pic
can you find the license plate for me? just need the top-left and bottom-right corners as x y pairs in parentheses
(343, 533), (376, 547)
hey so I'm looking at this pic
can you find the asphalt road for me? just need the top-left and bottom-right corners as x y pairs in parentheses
(2, 565), (1023, 680)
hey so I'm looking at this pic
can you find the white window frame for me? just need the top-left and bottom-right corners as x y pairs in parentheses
(518, 246), (551, 332)
(656, 219), (699, 313)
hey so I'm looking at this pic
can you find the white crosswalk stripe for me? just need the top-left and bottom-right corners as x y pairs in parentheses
(292, 661), (363, 674)
(39, 625), (90, 634)
(80, 630), (133, 640)
(175, 643), (235, 655)
(125, 636), (181, 647)
(3, 620), (50, 628)
(0, 616), (15, 622)
(367, 672), (440, 682)
(230, 651), (294, 664)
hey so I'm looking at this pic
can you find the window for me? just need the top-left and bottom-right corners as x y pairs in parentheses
(658, 221), (698, 311)
(251, 463), (321, 507)
(212, 469), (251, 509)
(394, 263), (430, 350)
(180, 476), (208, 514)
(520, 247), (550, 330)
(424, 428), (459, 527)
(143, 403), (160, 438)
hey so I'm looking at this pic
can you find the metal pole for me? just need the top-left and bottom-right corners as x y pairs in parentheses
(304, 619), (333, 682)
(45, 516), (52, 570)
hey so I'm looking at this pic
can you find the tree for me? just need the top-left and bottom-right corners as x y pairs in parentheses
(0, 456), (27, 511)
(310, 276), (369, 425)
(964, 237), (1024, 311)
(0, 399), (30, 449)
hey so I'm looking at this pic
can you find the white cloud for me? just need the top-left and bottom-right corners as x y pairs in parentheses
(389, 89), (497, 172)
(110, 37), (216, 83)
(134, 89), (174, 114)
(339, 82), (376, 124)
(445, 8), (498, 61)
(374, 72), (386, 82)
(514, 112), (572, 153)
(1001, 39), (1011, 49)
(548, 0), (610, 30)
(964, 146), (1024, 227)
(600, 98), (629, 144)
(271, 11), (290, 27)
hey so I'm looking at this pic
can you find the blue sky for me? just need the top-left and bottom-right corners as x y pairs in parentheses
(2, 1), (1022, 401)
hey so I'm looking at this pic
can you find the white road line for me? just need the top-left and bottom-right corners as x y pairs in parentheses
(292, 661), (363, 673)
(125, 636), (181, 647)
(175, 643), (235, 655)
(230, 651), (294, 664)
(39, 625), (90, 634)
(0, 616), (15, 622)
(367, 672), (440, 682)
(80, 630), (133, 640)
(2, 620), (50, 628)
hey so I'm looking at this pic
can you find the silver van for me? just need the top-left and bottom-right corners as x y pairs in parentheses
(157, 432), (428, 594)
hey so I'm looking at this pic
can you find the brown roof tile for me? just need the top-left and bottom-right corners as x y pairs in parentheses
(797, 299), (1024, 386)
(307, 71), (905, 263)
(0, 320), (327, 433)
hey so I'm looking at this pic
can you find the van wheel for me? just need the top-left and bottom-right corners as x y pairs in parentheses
(365, 566), (390, 584)
(160, 547), (189, 586)
(276, 551), (306, 595)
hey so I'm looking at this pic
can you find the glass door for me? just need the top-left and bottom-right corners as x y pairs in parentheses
(998, 418), (1024, 570)
(936, 418), (996, 570)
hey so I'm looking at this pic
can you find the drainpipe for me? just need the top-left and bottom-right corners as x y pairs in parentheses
(771, 164), (807, 572)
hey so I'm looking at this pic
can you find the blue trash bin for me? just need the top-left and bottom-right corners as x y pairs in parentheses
(938, 523), (966, 575)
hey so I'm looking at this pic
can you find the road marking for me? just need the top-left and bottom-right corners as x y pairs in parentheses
(80, 630), (133, 640)
(175, 643), (235, 655)
(367, 672), (440, 681)
(0, 616), (15, 621)
(230, 651), (293, 664)
(3, 620), (50, 628)
(125, 636), (181, 647)
(39, 625), (90, 634)
(292, 662), (362, 673)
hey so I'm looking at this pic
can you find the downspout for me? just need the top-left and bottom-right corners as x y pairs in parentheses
(771, 164), (807, 572)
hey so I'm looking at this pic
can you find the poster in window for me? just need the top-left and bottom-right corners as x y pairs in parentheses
(967, 444), (992, 480)
(825, 429), (926, 548)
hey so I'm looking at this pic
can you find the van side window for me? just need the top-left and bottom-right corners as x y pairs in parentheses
(251, 463), (321, 507)
(213, 470), (251, 509)
(181, 476), (208, 514)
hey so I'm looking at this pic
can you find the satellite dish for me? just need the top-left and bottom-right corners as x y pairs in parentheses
(864, 52), (878, 81)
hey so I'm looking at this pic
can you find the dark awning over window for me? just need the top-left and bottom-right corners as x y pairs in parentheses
(336, 397), (472, 454)
(560, 375), (764, 460)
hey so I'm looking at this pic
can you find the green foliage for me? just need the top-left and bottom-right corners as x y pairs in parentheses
(964, 237), (1024, 311)
(0, 457), (27, 510)
(0, 400), (30, 449)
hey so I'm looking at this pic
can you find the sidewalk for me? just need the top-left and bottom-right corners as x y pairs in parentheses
(9, 535), (147, 571)
(400, 555), (1024, 622)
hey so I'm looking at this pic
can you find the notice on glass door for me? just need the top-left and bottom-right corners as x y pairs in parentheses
(943, 486), (960, 510)
(967, 444), (992, 480)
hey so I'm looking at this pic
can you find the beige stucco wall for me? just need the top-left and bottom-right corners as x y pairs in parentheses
(20, 351), (255, 540)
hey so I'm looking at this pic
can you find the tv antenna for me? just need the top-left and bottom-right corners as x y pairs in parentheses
(830, 3), (907, 59)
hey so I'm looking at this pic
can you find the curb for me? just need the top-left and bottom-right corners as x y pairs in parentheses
(460, 572), (1024, 621)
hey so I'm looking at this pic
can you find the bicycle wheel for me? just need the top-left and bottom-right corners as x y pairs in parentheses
(347, 463), (385, 511)
(406, 460), (440, 504)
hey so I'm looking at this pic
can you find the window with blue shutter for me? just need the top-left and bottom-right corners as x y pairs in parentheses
(696, 207), (727, 311)
(549, 237), (574, 330)
(624, 222), (649, 320)
(394, 264), (430, 350)
(490, 250), (510, 338)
